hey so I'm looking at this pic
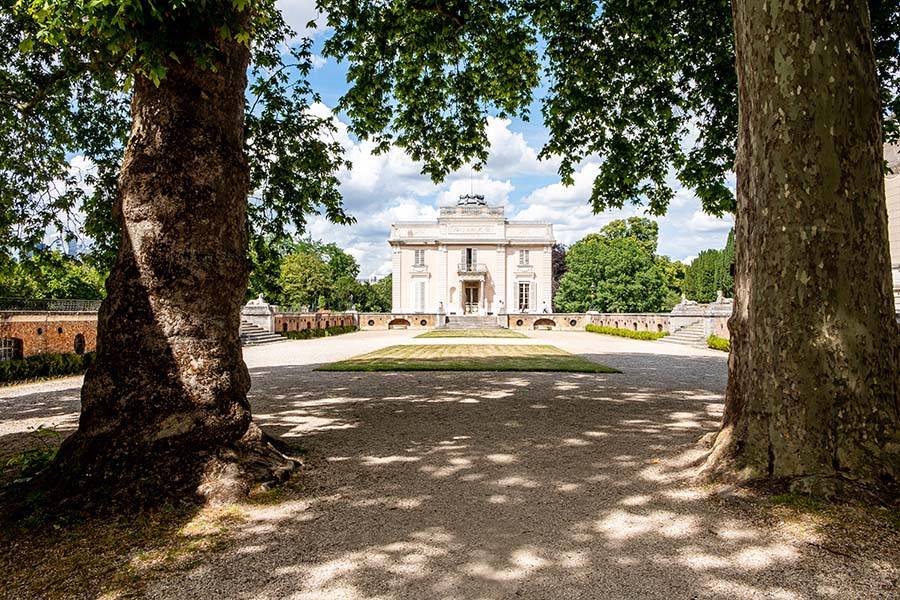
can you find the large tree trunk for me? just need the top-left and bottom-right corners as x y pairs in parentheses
(704, 0), (900, 501)
(44, 28), (294, 508)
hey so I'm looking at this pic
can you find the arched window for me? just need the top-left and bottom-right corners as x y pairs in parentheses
(73, 333), (86, 355)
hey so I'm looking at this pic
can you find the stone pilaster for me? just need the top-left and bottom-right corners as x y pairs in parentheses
(495, 244), (506, 313)
(391, 246), (402, 312)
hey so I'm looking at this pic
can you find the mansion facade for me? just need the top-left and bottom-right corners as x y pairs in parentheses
(390, 195), (554, 315)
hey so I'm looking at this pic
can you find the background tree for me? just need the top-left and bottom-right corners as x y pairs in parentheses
(368, 275), (393, 312)
(0, 250), (105, 300)
(555, 220), (668, 312)
(598, 217), (659, 255)
(551, 243), (567, 310)
(682, 231), (735, 302)
(322, 0), (900, 498)
(2, 1), (353, 507)
(714, 229), (735, 297)
(279, 251), (332, 311)
(654, 255), (687, 310)
(683, 249), (722, 303)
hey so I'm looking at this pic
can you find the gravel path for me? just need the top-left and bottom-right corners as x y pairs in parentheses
(2, 331), (896, 598)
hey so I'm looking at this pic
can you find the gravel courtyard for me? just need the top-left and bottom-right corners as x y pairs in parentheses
(1, 331), (897, 599)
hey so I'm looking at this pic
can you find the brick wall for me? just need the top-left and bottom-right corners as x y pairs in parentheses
(0, 312), (98, 358)
(273, 312), (357, 334)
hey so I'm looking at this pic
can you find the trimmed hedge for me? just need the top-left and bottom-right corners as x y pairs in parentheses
(585, 324), (669, 340)
(283, 325), (358, 340)
(707, 334), (731, 352)
(0, 352), (94, 385)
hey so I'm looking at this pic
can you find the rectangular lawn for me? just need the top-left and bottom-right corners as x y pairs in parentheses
(316, 344), (619, 373)
(415, 329), (527, 339)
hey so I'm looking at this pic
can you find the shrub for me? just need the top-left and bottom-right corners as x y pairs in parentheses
(585, 324), (669, 340)
(707, 334), (731, 352)
(0, 352), (95, 385)
(283, 325), (358, 340)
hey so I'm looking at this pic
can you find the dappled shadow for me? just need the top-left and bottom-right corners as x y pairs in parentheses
(146, 356), (894, 599)
(3, 343), (895, 597)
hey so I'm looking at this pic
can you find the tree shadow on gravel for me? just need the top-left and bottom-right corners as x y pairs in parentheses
(3, 351), (897, 598)
(145, 360), (898, 599)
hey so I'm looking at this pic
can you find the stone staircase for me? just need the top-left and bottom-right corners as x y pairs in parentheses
(661, 321), (707, 348)
(442, 315), (503, 330)
(239, 320), (285, 346)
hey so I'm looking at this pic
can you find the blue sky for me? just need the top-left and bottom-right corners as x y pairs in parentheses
(279, 1), (735, 279)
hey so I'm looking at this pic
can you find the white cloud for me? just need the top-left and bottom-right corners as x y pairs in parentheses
(513, 162), (646, 245)
(483, 117), (560, 177)
(277, 0), (327, 39)
(686, 210), (734, 233)
(310, 54), (327, 69)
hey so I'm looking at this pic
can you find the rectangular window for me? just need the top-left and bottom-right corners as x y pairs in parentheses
(465, 248), (477, 267)
(518, 282), (530, 311)
(414, 249), (425, 266)
(518, 249), (530, 266)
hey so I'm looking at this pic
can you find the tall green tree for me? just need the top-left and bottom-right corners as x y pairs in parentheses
(715, 229), (735, 297)
(0, 251), (106, 300)
(598, 217), (659, 255)
(2, 1), (353, 506)
(655, 255), (686, 310)
(322, 0), (900, 499)
(555, 222), (668, 312)
(683, 249), (722, 303)
(279, 251), (332, 311)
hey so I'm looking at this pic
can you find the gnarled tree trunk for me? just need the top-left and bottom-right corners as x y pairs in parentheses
(46, 29), (294, 508)
(704, 0), (900, 500)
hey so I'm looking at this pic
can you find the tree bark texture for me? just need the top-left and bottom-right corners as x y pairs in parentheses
(46, 28), (294, 507)
(704, 0), (900, 501)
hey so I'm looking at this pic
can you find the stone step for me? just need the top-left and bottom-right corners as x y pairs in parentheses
(442, 316), (502, 330)
(239, 320), (286, 346)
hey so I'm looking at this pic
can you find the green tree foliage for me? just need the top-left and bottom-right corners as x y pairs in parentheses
(0, 250), (105, 299)
(2, 1), (352, 269)
(267, 238), (394, 311)
(368, 275), (392, 312)
(598, 217), (659, 255)
(683, 230), (735, 302)
(683, 249), (721, 303)
(655, 255), (687, 310)
(551, 243), (567, 310)
(279, 251), (332, 310)
(555, 219), (668, 312)
(321, 0), (899, 216)
(716, 229), (735, 296)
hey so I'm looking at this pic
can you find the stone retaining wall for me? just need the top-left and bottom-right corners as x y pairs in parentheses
(506, 313), (589, 331)
(0, 312), (98, 358)
(274, 312), (356, 333)
(359, 313), (439, 330)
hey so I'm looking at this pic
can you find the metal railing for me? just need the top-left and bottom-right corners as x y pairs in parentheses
(0, 297), (102, 312)
(457, 262), (487, 273)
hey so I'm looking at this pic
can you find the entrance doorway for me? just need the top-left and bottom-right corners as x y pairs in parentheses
(464, 284), (480, 315)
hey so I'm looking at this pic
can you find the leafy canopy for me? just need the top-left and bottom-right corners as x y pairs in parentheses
(2, 0), (351, 269)
(555, 218), (669, 312)
(321, 0), (900, 216)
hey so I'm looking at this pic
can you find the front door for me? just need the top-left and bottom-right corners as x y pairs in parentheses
(464, 285), (480, 314)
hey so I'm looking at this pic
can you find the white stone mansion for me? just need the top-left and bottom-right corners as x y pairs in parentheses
(390, 195), (554, 315)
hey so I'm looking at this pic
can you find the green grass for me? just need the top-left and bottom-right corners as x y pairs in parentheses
(585, 324), (669, 341)
(316, 344), (619, 373)
(415, 329), (527, 339)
